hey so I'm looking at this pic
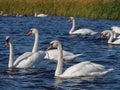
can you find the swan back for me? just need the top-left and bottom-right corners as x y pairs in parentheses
(37, 14), (48, 17)
(60, 61), (113, 78)
(111, 26), (120, 34)
(14, 51), (45, 68)
(45, 49), (83, 61)
(13, 52), (33, 67)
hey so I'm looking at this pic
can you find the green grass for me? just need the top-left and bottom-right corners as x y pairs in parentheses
(0, 0), (119, 20)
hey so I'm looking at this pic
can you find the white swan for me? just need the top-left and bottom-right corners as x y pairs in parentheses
(28, 28), (82, 61)
(5, 36), (45, 68)
(101, 30), (120, 44)
(44, 49), (83, 61)
(13, 28), (40, 67)
(68, 17), (97, 35)
(34, 11), (48, 17)
(47, 40), (113, 78)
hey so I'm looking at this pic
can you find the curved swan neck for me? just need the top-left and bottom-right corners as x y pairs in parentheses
(55, 43), (63, 77)
(112, 31), (116, 38)
(107, 31), (114, 44)
(8, 41), (13, 68)
(32, 32), (39, 53)
(69, 19), (75, 34)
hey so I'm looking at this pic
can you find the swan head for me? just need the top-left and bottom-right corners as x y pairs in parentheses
(101, 30), (112, 39)
(68, 17), (74, 22)
(27, 28), (38, 35)
(5, 36), (11, 46)
(47, 40), (60, 50)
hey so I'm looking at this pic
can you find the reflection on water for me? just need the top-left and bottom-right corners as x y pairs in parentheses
(0, 16), (120, 89)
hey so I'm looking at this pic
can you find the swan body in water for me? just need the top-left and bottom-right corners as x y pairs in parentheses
(101, 30), (120, 44)
(111, 26), (120, 39)
(47, 40), (113, 78)
(34, 11), (48, 17)
(44, 49), (83, 61)
(28, 28), (83, 61)
(35, 14), (48, 17)
(5, 36), (45, 68)
(111, 26), (120, 34)
(68, 17), (97, 35)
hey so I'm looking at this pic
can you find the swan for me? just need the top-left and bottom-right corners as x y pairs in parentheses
(5, 36), (45, 68)
(34, 11), (48, 17)
(36, 14), (48, 17)
(44, 49), (83, 61)
(27, 28), (83, 61)
(68, 17), (97, 35)
(47, 40), (113, 78)
(101, 30), (120, 44)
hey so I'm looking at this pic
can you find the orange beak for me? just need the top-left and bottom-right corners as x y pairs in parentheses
(47, 44), (53, 51)
(101, 34), (105, 39)
(67, 18), (71, 22)
(27, 30), (32, 35)
(5, 41), (8, 46)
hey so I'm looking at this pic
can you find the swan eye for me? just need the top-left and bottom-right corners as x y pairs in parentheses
(50, 43), (53, 45)
(6, 38), (9, 42)
(49, 43), (54, 47)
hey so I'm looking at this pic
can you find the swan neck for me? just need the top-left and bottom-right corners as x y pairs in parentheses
(113, 31), (116, 38)
(32, 32), (39, 53)
(69, 19), (75, 34)
(8, 41), (13, 68)
(108, 31), (114, 44)
(55, 43), (63, 77)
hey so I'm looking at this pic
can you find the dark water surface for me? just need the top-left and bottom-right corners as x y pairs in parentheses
(0, 16), (120, 90)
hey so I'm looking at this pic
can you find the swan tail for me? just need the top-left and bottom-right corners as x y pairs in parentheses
(89, 68), (114, 76)
(74, 53), (84, 57)
(63, 53), (83, 61)
(91, 32), (98, 35)
(100, 68), (114, 76)
(106, 68), (114, 73)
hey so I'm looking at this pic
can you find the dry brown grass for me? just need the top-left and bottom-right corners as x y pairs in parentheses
(0, 0), (119, 19)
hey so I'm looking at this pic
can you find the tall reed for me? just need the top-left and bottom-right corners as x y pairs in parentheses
(0, 0), (119, 20)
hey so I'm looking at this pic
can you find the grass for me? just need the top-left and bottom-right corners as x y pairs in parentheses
(0, 0), (119, 20)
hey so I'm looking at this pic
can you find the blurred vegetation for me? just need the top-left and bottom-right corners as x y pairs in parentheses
(0, 0), (119, 20)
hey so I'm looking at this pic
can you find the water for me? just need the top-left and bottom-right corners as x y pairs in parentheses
(0, 16), (120, 90)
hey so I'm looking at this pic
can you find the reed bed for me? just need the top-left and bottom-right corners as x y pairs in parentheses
(0, 0), (119, 20)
